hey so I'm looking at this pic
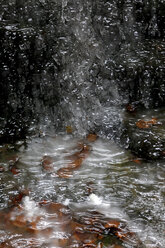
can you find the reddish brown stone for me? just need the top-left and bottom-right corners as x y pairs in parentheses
(87, 134), (97, 142)
(41, 156), (54, 171)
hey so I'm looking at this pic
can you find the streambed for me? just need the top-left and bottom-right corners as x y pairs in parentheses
(0, 122), (164, 247)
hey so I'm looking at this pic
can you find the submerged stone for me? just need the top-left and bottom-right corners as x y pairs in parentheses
(122, 108), (165, 159)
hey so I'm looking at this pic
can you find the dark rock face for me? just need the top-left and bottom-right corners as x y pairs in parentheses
(0, 0), (164, 143)
(134, 0), (165, 38)
(116, 39), (165, 108)
(0, 1), (60, 142)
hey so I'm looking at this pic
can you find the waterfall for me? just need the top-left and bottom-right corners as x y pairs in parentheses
(0, 0), (164, 142)
(0, 2), (164, 247)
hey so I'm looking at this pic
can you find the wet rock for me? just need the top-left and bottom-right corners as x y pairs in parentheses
(0, 1), (60, 143)
(41, 137), (93, 178)
(122, 108), (165, 159)
(134, 0), (165, 38)
(115, 39), (165, 109)
(0, 196), (143, 247)
(0, 0), (164, 143)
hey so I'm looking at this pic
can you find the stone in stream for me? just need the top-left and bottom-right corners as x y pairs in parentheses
(122, 108), (165, 160)
(0, 195), (143, 248)
(41, 134), (97, 178)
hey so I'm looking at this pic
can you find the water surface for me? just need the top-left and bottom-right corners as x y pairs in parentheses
(0, 131), (164, 247)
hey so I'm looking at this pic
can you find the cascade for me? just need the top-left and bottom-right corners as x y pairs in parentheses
(0, 0), (164, 142)
(0, 1), (164, 247)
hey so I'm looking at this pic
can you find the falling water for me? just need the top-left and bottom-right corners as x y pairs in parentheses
(0, 0), (165, 247)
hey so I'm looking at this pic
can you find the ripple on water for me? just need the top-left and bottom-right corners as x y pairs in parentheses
(0, 134), (164, 247)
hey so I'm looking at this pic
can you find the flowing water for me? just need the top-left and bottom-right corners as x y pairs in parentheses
(0, 125), (164, 247)
(0, 0), (165, 247)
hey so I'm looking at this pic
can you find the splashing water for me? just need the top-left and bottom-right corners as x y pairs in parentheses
(0, 1), (164, 247)
(0, 132), (164, 247)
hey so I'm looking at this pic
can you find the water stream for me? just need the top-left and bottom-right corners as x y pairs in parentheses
(0, 1), (165, 247)
(0, 124), (164, 247)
